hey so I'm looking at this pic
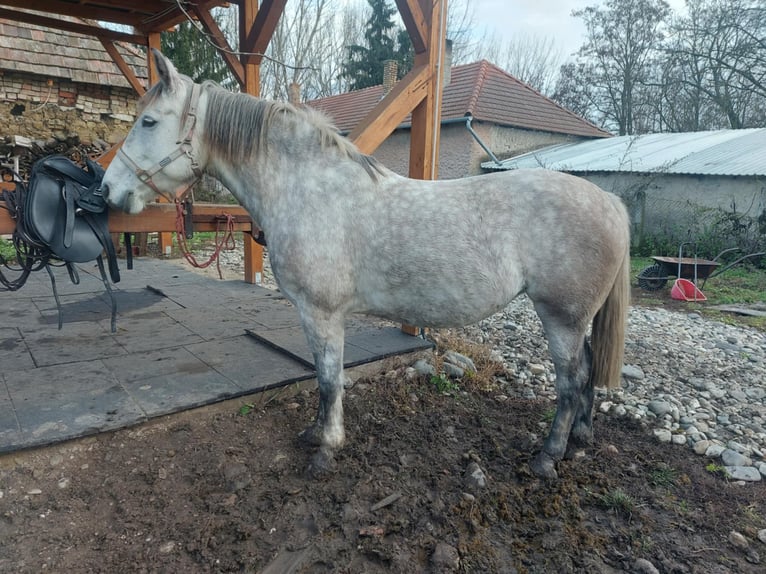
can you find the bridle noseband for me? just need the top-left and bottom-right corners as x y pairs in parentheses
(117, 82), (204, 204)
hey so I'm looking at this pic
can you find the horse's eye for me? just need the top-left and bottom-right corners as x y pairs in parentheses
(142, 116), (157, 128)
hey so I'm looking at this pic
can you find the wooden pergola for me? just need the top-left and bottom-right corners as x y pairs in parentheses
(0, 0), (447, 309)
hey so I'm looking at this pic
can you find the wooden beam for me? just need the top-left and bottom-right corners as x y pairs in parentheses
(107, 204), (256, 233)
(191, 5), (245, 87)
(243, 0), (287, 65)
(0, 1), (149, 29)
(349, 63), (430, 154)
(239, 0), (264, 283)
(240, 0), (261, 96)
(0, 7), (147, 45)
(0, 201), (245, 235)
(408, 0), (446, 181)
(395, 0), (428, 54)
(99, 38), (146, 96)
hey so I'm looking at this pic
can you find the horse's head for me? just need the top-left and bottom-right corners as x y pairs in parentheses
(102, 50), (204, 214)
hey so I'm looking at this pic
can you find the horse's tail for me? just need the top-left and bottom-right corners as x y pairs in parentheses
(590, 244), (630, 390)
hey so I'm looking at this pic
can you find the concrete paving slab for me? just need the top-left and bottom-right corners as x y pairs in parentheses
(0, 328), (35, 374)
(20, 321), (126, 367)
(0, 388), (22, 447)
(3, 361), (145, 452)
(1, 257), (432, 453)
(99, 311), (205, 354)
(184, 336), (315, 390)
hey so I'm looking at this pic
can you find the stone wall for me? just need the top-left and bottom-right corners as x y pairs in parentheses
(0, 70), (137, 145)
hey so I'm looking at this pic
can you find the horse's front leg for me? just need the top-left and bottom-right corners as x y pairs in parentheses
(296, 311), (346, 477)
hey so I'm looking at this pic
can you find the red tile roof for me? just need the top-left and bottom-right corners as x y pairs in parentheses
(0, 15), (147, 89)
(308, 60), (609, 138)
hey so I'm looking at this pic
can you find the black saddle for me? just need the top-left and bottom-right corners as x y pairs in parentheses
(2, 155), (131, 331)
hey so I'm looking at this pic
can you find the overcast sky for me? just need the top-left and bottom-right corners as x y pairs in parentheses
(470, 0), (688, 63)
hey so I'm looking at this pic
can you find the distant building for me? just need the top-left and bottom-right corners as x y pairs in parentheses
(308, 60), (609, 179)
(0, 16), (146, 145)
(484, 129), (766, 250)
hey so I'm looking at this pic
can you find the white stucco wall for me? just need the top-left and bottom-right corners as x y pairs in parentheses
(371, 122), (595, 179)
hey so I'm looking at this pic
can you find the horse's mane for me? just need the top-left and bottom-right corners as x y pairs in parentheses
(199, 81), (383, 180)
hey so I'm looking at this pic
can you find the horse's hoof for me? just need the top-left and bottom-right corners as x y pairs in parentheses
(307, 447), (337, 479)
(298, 424), (323, 447)
(529, 452), (558, 480)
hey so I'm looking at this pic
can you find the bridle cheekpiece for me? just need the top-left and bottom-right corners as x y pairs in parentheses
(117, 82), (204, 204)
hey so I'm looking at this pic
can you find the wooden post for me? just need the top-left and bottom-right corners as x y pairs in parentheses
(239, 0), (265, 284)
(401, 0), (446, 335)
(146, 32), (174, 257)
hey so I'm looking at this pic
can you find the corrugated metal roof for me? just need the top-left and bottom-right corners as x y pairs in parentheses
(307, 60), (610, 139)
(483, 128), (766, 176)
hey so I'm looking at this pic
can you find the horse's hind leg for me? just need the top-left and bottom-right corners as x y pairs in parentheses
(296, 310), (347, 476)
(528, 305), (591, 479)
(566, 339), (595, 456)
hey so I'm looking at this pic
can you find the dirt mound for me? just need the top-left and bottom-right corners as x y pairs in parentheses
(1, 371), (764, 573)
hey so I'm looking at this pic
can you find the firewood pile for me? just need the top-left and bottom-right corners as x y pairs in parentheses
(0, 135), (110, 181)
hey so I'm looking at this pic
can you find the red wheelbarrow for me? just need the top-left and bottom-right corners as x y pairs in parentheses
(637, 244), (765, 299)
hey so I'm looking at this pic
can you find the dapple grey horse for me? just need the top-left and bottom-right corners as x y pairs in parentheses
(102, 50), (630, 479)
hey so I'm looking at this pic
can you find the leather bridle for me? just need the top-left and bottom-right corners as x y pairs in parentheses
(116, 82), (204, 204)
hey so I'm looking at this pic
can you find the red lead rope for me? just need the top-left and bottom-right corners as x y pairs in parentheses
(174, 201), (236, 279)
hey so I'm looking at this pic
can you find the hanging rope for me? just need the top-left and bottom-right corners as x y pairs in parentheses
(174, 200), (236, 279)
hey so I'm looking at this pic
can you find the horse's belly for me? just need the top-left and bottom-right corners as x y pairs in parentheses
(358, 279), (520, 328)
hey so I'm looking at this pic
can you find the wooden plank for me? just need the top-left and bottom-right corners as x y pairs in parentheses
(240, 0), (261, 96)
(192, 5), (245, 87)
(243, 231), (265, 285)
(394, 0), (427, 54)
(242, 0), (287, 66)
(349, 63), (430, 154)
(99, 38), (146, 96)
(0, 203), (256, 235)
(0, 6), (147, 45)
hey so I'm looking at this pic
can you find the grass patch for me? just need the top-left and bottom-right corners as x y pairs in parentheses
(599, 488), (636, 517)
(0, 237), (17, 263)
(649, 464), (678, 488)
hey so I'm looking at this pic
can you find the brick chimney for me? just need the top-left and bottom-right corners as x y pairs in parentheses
(382, 59), (398, 96)
(442, 39), (453, 88)
(288, 82), (301, 105)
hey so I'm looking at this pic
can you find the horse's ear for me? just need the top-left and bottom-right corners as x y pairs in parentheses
(151, 48), (181, 92)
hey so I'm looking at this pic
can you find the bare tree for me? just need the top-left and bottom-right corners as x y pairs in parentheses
(572, 0), (671, 135)
(667, 0), (766, 129)
(478, 32), (562, 95)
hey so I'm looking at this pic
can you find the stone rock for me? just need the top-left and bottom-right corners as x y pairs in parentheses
(443, 351), (476, 374)
(633, 557), (660, 574)
(648, 400), (673, 417)
(653, 429), (672, 443)
(442, 362), (465, 379)
(729, 531), (749, 550)
(705, 444), (726, 458)
(528, 363), (546, 376)
(621, 365), (645, 380)
(431, 542), (460, 570)
(693, 440), (711, 455)
(412, 359), (436, 377)
(721, 449), (752, 467)
(758, 529), (766, 545)
(671, 434), (687, 445)
(464, 462), (487, 490)
(725, 466), (762, 482)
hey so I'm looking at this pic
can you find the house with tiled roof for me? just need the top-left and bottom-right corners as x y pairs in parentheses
(0, 15), (146, 146)
(308, 60), (610, 178)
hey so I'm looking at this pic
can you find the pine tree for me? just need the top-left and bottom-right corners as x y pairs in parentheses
(160, 17), (235, 89)
(340, 0), (412, 90)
